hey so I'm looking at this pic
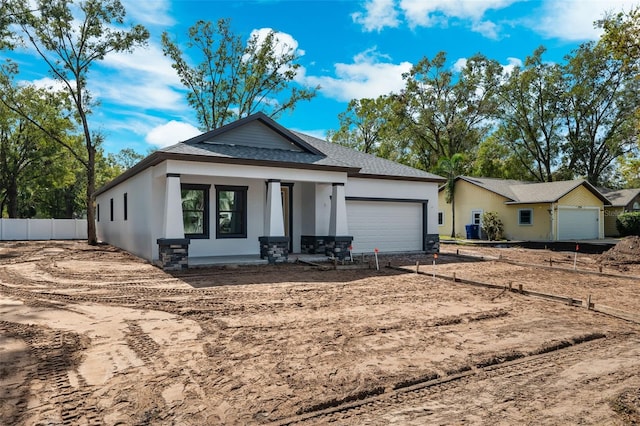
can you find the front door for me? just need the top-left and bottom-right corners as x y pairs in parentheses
(281, 184), (293, 251)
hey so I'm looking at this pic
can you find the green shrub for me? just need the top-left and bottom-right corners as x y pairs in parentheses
(616, 211), (640, 236)
(481, 211), (504, 241)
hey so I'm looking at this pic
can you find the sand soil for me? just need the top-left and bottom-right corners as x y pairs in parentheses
(1, 240), (639, 425)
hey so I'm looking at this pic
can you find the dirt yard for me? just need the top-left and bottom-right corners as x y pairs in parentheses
(1, 240), (639, 425)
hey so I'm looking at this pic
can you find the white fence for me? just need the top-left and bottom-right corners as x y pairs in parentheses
(0, 219), (87, 241)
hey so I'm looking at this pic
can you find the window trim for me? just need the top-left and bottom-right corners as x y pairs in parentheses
(518, 208), (533, 226)
(215, 185), (248, 239)
(181, 184), (211, 239)
(438, 211), (444, 226)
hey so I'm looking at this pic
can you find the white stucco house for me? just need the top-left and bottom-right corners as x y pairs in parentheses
(94, 113), (445, 269)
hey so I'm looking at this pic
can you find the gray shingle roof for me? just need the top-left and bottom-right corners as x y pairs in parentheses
(456, 176), (610, 205)
(598, 188), (640, 207)
(162, 113), (444, 182)
(292, 131), (444, 181)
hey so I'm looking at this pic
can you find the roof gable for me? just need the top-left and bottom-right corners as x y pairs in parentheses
(181, 112), (323, 155)
(599, 188), (640, 207)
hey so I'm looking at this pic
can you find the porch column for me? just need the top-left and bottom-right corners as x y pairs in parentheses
(157, 173), (189, 271)
(326, 183), (352, 259)
(259, 179), (288, 263)
(265, 179), (285, 236)
(329, 183), (348, 236)
(163, 173), (185, 238)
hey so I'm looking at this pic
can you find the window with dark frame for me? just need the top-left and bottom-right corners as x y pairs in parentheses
(110, 198), (114, 221)
(519, 208), (533, 225)
(181, 184), (210, 239)
(216, 185), (248, 238)
(97, 204), (100, 222)
(438, 211), (444, 226)
(124, 193), (128, 221)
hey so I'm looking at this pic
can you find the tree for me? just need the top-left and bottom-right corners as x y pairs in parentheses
(496, 47), (565, 183)
(598, 7), (640, 71)
(471, 134), (531, 180)
(327, 96), (405, 156)
(5, 0), (149, 243)
(396, 52), (502, 171)
(436, 153), (465, 238)
(0, 83), (72, 217)
(162, 18), (318, 131)
(562, 41), (640, 186)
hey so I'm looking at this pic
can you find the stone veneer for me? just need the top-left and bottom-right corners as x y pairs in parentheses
(325, 236), (354, 260)
(300, 235), (327, 254)
(424, 234), (440, 254)
(259, 236), (289, 264)
(157, 238), (190, 271)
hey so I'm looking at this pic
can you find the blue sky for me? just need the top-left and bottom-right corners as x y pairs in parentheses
(4, 0), (639, 155)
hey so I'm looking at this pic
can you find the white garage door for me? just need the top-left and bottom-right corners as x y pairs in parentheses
(557, 208), (599, 240)
(346, 200), (423, 253)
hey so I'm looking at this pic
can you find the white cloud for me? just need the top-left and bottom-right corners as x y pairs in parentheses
(472, 20), (500, 39)
(533, 0), (637, 41)
(120, 0), (175, 26)
(352, 0), (400, 32)
(249, 28), (305, 57)
(291, 127), (328, 140)
(453, 58), (468, 73)
(501, 57), (523, 76)
(19, 76), (69, 92)
(302, 48), (412, 102)
(145, 120), (201, 148)
(352, 0), (518, 37)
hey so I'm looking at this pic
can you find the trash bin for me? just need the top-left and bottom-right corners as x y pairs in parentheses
(471, 224), (480, 239)
(465, 224), (480, 239)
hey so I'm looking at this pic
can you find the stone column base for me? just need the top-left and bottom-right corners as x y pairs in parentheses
(325, 236), (353, 260)
(424, 234), (440, 254)
(259, 236), (289, 264)
(157, 238), (190, 271)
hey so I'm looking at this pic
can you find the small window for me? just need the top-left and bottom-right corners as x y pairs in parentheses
(471, 210), (483, 225)
(97, 204), (100, 222)
(110, 198), (114, 221)
(181, 184), (210, 239)
(438, 211), (444, 226)
(519, 209), (533, 225)
(123, 193), (128, 221)
(216, 185), (248, 238)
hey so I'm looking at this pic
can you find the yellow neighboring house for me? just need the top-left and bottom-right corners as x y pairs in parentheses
(438, 177), (611, 241)
(598, 188), (640, 237)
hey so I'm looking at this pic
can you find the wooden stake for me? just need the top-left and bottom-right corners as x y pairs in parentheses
(416, 261), (420, 274)
(509, 282), (513, 292)
(586, 294), (592, 310)
(518, 283), (523, 294)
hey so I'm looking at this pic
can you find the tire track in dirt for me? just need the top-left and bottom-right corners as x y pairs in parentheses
(274, 332), (631, 425)
(0, 321), (102, 425)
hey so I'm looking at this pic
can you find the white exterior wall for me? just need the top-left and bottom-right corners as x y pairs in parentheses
(345, 178), (440, 234)
(96, 168), (154, 260)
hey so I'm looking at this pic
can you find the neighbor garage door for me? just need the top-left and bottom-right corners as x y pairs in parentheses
(557, 207), (599, 240)
(346, 200), (423, 253)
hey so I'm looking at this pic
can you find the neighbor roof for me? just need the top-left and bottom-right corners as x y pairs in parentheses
(598, 188), (640, 207)
(95, 113), (444, 196)
(447, 176), (611, 205)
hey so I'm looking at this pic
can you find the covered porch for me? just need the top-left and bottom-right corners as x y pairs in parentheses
(153, 159), (354, 270)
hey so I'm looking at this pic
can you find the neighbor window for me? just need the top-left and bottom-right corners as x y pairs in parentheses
(216, 185), (248, 238)
(519, 209), (533, 225)
(97, 204), (100, 222)
(181, 184), (210, 239)
(123, 193), (128, 221)
(110, 198), (114, 221)
(438, 211), (444, 226)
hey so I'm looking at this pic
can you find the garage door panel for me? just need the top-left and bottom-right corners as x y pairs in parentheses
(557, 208), (599, 240)
(347, 201), (422, 253)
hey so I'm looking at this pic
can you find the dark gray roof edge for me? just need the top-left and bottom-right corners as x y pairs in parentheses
(351, 173), (446, 183)
(93, 151), (359, 197)
(182, 112), (325, 156)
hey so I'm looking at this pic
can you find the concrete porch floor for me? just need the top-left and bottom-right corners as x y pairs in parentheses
(188, 253), (331, 267)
